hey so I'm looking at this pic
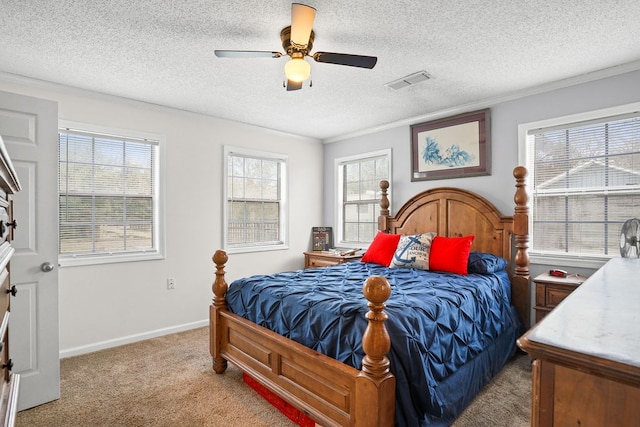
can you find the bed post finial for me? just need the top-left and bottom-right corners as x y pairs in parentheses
(356, 275), (395, 426)
(211, 250), (229, 374)
(212, 250), (229, 308)
(512, 166), (531, 327)
(378, 180), (390, 232)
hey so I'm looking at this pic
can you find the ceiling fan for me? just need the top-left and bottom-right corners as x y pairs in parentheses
(214, 3), (378, 91)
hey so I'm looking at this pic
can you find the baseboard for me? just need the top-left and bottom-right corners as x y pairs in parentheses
(59, 319), (209, 359)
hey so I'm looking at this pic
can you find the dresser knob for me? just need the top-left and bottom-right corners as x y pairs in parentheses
(5, 220), (17, 229)
(6, 285), (16, 297)
(2, 359), (13, 371)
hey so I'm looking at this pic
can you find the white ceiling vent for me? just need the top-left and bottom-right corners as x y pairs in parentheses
(384, 71), (432, 90)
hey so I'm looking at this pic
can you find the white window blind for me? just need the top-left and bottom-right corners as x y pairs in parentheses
(527, 113), (640, 258)
(59, 129), (160, 260)
(337, 150), (390, 244)
(224, 147), (287, 251)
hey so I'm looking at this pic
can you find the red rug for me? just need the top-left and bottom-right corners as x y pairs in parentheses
(243, 373), (316, 427)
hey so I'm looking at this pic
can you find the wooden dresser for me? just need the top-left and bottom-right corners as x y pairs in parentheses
(518, 258), (640, 427)
(0, 137), (21, 426)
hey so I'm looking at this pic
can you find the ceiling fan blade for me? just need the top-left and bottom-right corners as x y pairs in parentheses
(214, 50), (282, 58)
(313, 52), (377, 69)
(286, 79), (303, 91)
(290, 3), (316, 46)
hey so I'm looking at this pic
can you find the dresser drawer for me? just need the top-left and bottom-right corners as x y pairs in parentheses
(0, 207), (8, 243)
(0, 270), (8, 318)
(0, 371), (19, 426)
(1, 311), (10, 382)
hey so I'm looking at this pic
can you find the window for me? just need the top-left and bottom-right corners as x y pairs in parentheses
(336, 149), (391, 245)
(58, 122), (163, 266)
(520, 105), (640, 267)
(223, 146), (288, 252)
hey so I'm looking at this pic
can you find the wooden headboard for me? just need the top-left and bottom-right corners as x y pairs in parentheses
(377, 166), (531, 327)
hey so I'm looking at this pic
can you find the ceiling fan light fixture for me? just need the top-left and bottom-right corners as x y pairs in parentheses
(285, 57), (311, 82)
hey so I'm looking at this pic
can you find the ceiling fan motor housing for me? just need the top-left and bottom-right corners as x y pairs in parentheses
(281, 26), (314, 56)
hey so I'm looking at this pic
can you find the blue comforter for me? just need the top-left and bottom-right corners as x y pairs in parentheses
(226, 261), (521, 426)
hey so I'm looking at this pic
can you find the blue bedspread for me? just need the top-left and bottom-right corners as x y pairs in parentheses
(226, 261), (521, 426)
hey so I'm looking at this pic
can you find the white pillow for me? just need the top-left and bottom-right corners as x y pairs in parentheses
(389, 232), (437, 270)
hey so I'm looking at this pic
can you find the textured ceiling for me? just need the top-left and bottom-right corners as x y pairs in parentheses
(1, 1), (640, 141)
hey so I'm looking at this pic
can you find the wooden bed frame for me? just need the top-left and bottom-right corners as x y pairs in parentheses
(210, 166), (530, 427)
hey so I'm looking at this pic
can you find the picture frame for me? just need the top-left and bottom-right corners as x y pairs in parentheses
(311, 226), (333, 251)
(411, 109), (490, 181)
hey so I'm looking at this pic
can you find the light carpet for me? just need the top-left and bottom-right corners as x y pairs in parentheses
(16, 327), (531, 426)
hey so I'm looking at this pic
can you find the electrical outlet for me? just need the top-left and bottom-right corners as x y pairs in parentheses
(167, 277), (176, 290)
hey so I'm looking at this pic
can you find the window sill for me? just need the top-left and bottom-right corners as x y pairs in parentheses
(529, 253), (611, 270)
(59, 252), (164, 267)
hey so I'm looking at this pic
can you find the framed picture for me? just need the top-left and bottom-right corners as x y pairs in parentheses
(411, 109), (490, 181)
(311, 227), (333, 251)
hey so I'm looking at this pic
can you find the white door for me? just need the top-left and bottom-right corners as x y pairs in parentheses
(0, 90), (60, 410)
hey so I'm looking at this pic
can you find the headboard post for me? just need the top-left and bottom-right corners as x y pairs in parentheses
(211, 250), (229, 374)
(378, 179), (390, 233)
(512, 166), (531, 327)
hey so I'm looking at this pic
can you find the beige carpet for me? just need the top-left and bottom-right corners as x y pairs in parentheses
(16, 327), (530, 427)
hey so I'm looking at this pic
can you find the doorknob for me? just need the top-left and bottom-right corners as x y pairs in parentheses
(41, 262), (55, 272)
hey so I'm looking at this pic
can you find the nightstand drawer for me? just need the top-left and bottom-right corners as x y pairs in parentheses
(307, 257), (338, 268)
(546, 287), (573, 307)
(533, 272), (587, 323)
(303, 251), (362, 269)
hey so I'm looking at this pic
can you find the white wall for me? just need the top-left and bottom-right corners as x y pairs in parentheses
(0, 76), (323, 356)
(3, 67), (638, 353)
(323, 69), (640, 280)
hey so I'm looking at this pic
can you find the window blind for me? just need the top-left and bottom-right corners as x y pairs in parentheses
(342, 154), (389, 243)
(226, 152), (283, 247)
(528, 114), (640, 256)
(59, 130), (158, 256)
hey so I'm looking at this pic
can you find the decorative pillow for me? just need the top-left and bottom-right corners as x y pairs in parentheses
(429, 235), (475, 275)
(360, 232), (401, 266)
(389, 232), (437, 270)
(467, 251), (508, 275)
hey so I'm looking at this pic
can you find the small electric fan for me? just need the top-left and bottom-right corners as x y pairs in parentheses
(619, 218), (640, 258)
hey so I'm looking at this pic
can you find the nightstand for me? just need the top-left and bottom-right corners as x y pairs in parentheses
(303, 251), (362, 268)
(533, 272), (588, 323)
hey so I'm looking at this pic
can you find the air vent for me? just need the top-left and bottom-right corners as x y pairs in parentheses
(384, 71), (432, 90)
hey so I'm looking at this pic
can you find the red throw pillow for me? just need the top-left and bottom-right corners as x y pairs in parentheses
(429, 235), (475, 275)
(361, 232), (401, 266)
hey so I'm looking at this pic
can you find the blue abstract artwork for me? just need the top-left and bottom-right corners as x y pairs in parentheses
(417, 121), (480, 172)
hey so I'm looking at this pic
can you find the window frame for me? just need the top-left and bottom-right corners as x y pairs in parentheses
(518, 102), (640, 269)
(223, 145), (289, 254)
(334, 149), (392, 247)
(58, 120), (165, 267)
